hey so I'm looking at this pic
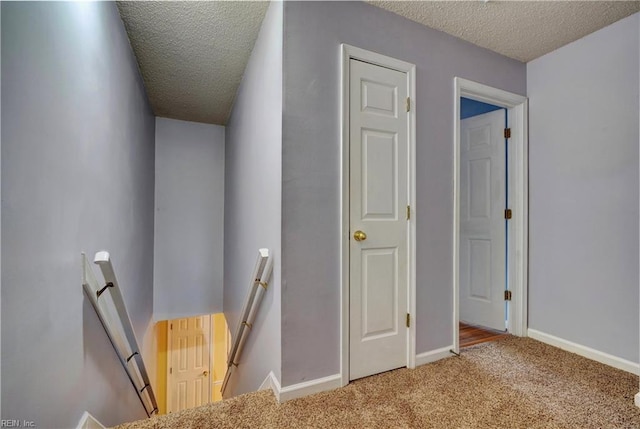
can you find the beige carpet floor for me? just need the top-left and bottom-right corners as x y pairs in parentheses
(116, 337), (640, 428)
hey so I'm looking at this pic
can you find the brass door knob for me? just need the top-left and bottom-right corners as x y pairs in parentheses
(353, 230), (367, 241)
(203, 370), (209, 377)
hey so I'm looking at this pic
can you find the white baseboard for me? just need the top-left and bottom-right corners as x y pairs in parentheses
(277, 373), (342, 402)
(415, 346), (455, 366)
(635, 392), (640, 408)
(274, 346), (454, 403)
(76, 412), (106, 429)
(259, 372), (274, 391)
(527, 328), (640, 375)
(260, 371), (342, 403)
(259, 371), (282, 402)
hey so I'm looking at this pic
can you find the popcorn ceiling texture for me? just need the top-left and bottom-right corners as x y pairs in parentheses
(117, 1), (268, 125)
(117, 1), (639, 125)
(370, 1), (640, 63)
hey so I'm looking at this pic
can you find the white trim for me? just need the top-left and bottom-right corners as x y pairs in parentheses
(340, 44), (417, 385)
(635, 393), (640, 408)
(528, 329), (640, 375)
(279, 374), (343, 402)
(507, 99), (529, 338)
(453, 78), (529, 354)
(407, 53), (417, 371)
(210, 315), (215, 403)
(76, 412), (106, 429)
(166, 320), (172, 413)
(415, 346), (455, 367)
(259, 373), (274, 391)
(262, 371), (341, 403)
(259, 371), (282, 402)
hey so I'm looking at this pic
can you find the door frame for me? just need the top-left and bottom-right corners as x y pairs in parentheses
(166, 316), (212, 413)
(452, 77), (529, 354)
(339, 44), (417, 387)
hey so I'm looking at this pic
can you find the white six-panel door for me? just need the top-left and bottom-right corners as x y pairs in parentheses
(349, 59), (409, 380)
(168, 315), (211, 412)
(459, 110), (506, 331)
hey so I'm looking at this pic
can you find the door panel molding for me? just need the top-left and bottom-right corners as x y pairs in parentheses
(459, 110), (507, 330)
(453, 77), (529, 354)
(340, 44), (416, 387)
(166, 315), (212, 413)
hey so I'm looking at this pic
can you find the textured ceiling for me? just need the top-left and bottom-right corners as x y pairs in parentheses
(117, 1), (268, 125)
(117, 1), (639, 125)
(370, 1), (640, 63)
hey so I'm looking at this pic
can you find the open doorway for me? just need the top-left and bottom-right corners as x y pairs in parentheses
(458, 98), (508, 347)
(453, 78), (529, 354)
(155, 313), (229, 414)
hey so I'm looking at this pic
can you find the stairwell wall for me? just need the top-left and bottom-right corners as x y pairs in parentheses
(2, 2), (155, 427)
(223, 1), (283, 396)
(154, 118), (225, 320)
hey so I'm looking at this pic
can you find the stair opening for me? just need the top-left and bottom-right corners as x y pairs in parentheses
(154, 313), (229, 414)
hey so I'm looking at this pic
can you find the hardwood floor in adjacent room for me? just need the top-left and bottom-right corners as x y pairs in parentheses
(460, 321), (508, 348)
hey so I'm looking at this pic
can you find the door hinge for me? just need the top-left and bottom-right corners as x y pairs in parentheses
(504, 290), (512, 301)
(170, 323), (173, 330)
(504, 128), (511, 139)
(406, 97), (411, 112)
(504, 208), (512, 220)
(170, 367), (173, 374)
(406, 313), (411, 328)
(406, 205), (411, 220)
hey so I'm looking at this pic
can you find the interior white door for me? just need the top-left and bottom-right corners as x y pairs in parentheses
(459, 109), (506, 331)
(168, 315), (211, 413)
(349, 59), (409, 380)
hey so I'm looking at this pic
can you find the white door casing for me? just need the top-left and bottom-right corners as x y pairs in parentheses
(349, 59), (409, 380)
(459, 110), (506, 331)
(167, 315), (211, 413)
(453, 77), (529, 354)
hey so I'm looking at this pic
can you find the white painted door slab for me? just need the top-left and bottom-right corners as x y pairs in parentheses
(168, 315), (211, 413)
(349, 59), (409, 380)
(459, 110), (506, 331)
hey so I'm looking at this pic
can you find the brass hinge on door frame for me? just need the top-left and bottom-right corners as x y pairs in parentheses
(406, 97), (411, 112)
(406, 313), (411, 328)
(406, 205), (411, 220)
(504, 290), (512, 301)
(504, 128), (511, 139)
(504, 209), (512, 220)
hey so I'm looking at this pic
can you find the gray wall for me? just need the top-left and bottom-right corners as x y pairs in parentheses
(528, 13), (640, 362)
(2, 2), (155, 427)
(281, 1), (526, 386)
(0, 2), (3, 416)
(154, 117), (225, 320)
(223, 1), (283, 395)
